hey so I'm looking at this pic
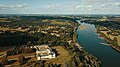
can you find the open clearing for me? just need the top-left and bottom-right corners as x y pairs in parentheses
(101, 31), (120, 46)
(46, 46), (70, 65)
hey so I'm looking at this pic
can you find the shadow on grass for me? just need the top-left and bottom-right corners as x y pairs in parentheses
(8, 60), (17, 64)
(21, 57), (31, 65)
(52, 49), (60, 57)
(8, 57), (31, 65)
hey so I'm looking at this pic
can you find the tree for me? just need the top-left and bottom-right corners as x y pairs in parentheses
(0, 55), (8, 65)
(0, 63), (3, 67)
(6, 50), (11, 56)
(18, 55), (25, 65)
(27, 41), (32, 46)
(32, 61), (44, 67)
(113, 37), (118, 45)
(6, 50), (17, 56)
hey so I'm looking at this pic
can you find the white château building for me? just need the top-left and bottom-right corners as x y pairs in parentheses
(34, 45), (56, 60)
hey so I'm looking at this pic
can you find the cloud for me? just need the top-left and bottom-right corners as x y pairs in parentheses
(0, 4), (29, 9)
(76, 6), (82, 9)
(47, 4), (60, 8)
(76, 5), (92, 9)
(80, 0), (117, 7)
(64, 2), (78, 4)
(32, 0), (120, 14)
(112, 2), (120, 7)
(81, 0), (113, 3)
(99, 4), (106, 7)
(86, 5), (92, 8)
(98, 2), (120, 8)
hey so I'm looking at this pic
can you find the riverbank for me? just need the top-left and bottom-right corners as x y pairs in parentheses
(111, 45), (120, 52)
(97, 30), (120, 52)
(73, 21), (101, 67)
(77, 21), (120, 67)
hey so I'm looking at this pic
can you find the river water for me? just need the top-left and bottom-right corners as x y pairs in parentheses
(77, 21), (120, 67)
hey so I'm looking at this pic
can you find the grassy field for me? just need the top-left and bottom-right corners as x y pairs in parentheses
(51, 20), (71, 25)
(0, 20), (11, 22)
(117, 35), (120, 45)
(46, 46), (70, 65)
(101, 31), (120, 46)
(0, 52), (36, 66)
(0, 27), (28, 32)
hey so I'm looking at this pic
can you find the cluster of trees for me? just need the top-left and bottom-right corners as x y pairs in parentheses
(0, 55), (26, 66)
(96, 26), (119, 36)
(63, 52), (101, 67)
(86, 20), (120, 30)
(0, 32), (35, 46)
(6, 48), (36, 56)
(31, 60), (61, 67)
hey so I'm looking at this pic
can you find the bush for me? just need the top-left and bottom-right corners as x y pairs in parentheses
(6, 50), (21, 56)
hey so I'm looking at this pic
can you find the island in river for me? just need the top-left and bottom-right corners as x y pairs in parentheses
(79, 25), (88, 30)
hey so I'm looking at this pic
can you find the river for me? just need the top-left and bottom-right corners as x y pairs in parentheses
(77, 20), (120, 67)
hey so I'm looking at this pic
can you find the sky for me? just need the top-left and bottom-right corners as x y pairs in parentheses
(0, 0), (120, 14)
